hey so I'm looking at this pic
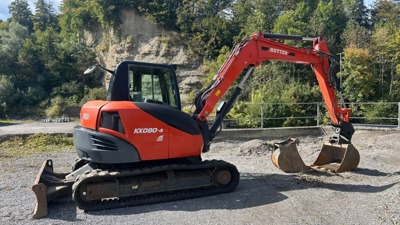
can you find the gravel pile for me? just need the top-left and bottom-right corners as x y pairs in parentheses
(238, 139), (273, 156)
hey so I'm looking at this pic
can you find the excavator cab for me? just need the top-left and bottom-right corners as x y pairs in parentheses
(107, 61), (181, 109)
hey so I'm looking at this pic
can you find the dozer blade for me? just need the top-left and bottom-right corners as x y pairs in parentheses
(271, 138), (310, 173)
(32, 160), (73, 219)
(311, 142), (360, 173)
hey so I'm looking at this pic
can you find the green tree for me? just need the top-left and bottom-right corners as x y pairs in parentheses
(387, 31), (400, 100)
(16, 26), (61, 93)
(0, 21), (8, 30)
(90, 0), (123, 30)
(8, 0), (33, 31)
(342, 19), (370, 48)
(177, 0), (234, 58)
(202, 46), (231, 87)
(138, 0), (183, 30)
(32, 0), (58, 32)
(273, 1), (313, 36)
(230, 76), (321, 127)
(341, 47), (375, 102)
(369, 25), (400, 100)
(15, 37), (42, 89)
(0, 22), (29, 75)
(309, 0), (347, 51)
(57, 40), (97, 86)
(231, 0), (254, 39)
(371, 0), (400, 28)
(343, 0), (370, 28)
(232, 0), (283, 40)
(59, 0), (96, 39)
(0, 75), (15, 117)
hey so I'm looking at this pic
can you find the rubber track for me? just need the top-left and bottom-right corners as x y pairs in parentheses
(72, 160), (240, 212)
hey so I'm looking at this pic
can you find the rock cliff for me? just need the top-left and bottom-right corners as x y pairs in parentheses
(83, 9), (204, 106)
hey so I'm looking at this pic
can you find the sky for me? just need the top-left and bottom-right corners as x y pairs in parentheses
(0, 0), (61, 21)
(0, 0), (376, 21)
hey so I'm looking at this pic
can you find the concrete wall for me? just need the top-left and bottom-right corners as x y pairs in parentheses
(215, 126), (324, 140)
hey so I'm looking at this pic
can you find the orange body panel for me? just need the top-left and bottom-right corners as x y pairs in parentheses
(81, 101), (203, 161)
(80, 100), (108, 130)
(168, 127), (203, 159)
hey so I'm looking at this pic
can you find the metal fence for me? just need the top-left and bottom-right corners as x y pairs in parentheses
(214, 102), (400, 129)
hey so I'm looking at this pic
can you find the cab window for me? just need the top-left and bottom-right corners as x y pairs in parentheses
(128, 65), (178, 109)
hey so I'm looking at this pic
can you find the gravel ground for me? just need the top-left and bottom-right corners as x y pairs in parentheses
(0, 123), (399, 225)
(0, 122), (77, 136)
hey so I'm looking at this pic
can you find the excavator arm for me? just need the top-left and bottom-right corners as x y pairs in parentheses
(194, 32), (359, 173)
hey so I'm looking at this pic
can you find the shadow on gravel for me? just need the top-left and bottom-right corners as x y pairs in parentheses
(40, 174), (288, 221)
(352, 168), (400, 177)
(45, 196), (81, 222)
(85, 174), (289, 217)
(289, 169), (400, 194)
(245, 172), (399, 194)
(316, 181), (399, 193)
(352, 168), (394, 177)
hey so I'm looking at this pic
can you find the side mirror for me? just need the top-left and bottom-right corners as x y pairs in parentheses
(83, 64), (114, 75)
(84, 65), (97, 75)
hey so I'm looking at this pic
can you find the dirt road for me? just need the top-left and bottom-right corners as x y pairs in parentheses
(0, 122), (76, 136)
(0, 124), (399, 224)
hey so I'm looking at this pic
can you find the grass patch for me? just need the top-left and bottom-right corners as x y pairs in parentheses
(0, 120), (19, 127)
(0, 133), (73, 157)
(0, 119), (37, 127)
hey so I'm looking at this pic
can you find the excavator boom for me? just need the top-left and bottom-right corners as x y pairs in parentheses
(193, 32), (359, 173)
(195, 33), (347, 125)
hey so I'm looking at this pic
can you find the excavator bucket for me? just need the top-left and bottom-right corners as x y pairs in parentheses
(271, 138), (360, 173)
(32, 160), (73, 219)
(311, 142), (360, 173)
(271, 138), (310, 173)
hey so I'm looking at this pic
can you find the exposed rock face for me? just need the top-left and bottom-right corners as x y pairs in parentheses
(83, 9), (204, 106)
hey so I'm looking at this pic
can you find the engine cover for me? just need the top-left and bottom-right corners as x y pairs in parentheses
(75, 101), (204, 163)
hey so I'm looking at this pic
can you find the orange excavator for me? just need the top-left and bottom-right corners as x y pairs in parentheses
(32, 32), (360, 218)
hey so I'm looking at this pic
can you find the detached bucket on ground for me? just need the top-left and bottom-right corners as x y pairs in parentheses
(271, 138), (360, 173)
(311, 142), (360, 173)
(271, 138), (310, 173)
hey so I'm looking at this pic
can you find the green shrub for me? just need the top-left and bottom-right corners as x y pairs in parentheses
(0, 134), (73, 157)
(79, 86), (107, 105)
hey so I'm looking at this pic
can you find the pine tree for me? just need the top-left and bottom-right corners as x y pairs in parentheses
(8, 0), (33, 31)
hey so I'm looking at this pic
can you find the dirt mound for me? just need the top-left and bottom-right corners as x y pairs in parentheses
(238, 139), (274, 156)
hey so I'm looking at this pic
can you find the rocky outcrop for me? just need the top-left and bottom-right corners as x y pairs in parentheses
(83, 9), (204, 106)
